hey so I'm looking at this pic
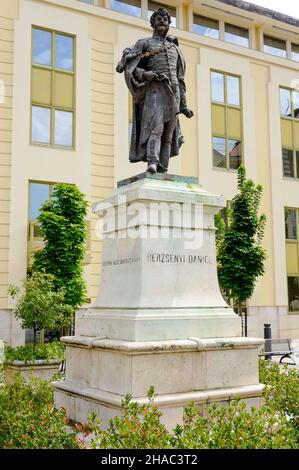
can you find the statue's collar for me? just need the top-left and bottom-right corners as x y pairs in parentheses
(152, 31), (168, 42)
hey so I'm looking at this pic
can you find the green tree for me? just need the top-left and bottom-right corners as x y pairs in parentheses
(8, 271), (73, 346)
(33, 183), (88, 312)
(215, 166), (266, 334)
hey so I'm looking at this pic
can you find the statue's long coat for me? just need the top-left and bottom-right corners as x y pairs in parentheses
(124, 37), (187, 163)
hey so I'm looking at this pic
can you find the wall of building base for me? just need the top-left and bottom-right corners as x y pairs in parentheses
(248, 306), (299, 339)
(0, 308), (24, 346)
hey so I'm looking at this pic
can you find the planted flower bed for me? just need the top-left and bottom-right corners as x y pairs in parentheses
(4, 341), (64, 384)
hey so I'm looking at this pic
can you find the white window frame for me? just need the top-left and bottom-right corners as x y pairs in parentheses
(107, 0), (180, 27)
(188, 7), (253, 49)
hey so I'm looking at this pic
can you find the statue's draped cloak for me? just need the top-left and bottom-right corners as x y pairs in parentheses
(124, 37), (186, 163)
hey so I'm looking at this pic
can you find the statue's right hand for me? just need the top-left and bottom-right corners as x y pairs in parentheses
(142, 70), (157, 81)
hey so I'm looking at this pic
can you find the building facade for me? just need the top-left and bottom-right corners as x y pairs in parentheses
(0, 0), (299, 345)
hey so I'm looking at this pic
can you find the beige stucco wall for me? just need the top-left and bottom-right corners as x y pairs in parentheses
(0, 0), (299, 342)
(0, 1), (19, 344)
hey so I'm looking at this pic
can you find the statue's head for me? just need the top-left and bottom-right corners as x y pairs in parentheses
(150, 7), (171, 34)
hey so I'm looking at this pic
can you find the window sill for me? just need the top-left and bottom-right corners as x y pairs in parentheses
(212, 166), (239, 173)
(30, 142), (75, 152)
(283, 176), (299, 182)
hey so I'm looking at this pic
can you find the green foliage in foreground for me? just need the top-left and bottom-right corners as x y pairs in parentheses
(259, 360), (299, 440)
(0, 361), (298, 449)
(89, 382), (298, 450)
(4, 340), (64, 363)
(0, 374), (80, 449)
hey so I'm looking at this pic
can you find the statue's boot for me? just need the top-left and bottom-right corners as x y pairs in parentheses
(158, 143), (171, 173)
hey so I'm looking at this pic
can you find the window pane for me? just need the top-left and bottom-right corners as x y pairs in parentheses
(225, 23), (249, 48)
(33, 28), (52, 66)
(148, 1), (176, 27)
(293, 91), (299, 119)
(288, 277), (299, 312)
(111, 0), (141, 17)
(228, 139), (242, 170)
(227, 75), (240, 106)
(54, 110), (73, 147)
(282, 149), (294, 177)
(30, 183), (50, 221)
(264, 35), (286, 58)
(213, 137), (226, 168)
(285, 209), (297, 239)
(31, 106), (51, 144)
(55, 34), (73, 71)
(291, 43), (299, 62)
(211, 72), (224, 103)
(193, 14), (219, 39)
(280, 88), (291, 117)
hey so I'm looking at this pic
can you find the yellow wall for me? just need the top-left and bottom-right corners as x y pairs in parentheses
(89, 17), (116, 298)
(0, 1), (19, 310)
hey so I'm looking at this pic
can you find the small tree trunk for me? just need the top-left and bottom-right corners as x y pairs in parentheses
(40, 329), (45, 346)
(244, 307), (248, 338)
(33, 328), (37, 348)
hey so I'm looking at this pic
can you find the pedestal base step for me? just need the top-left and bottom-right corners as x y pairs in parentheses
(53, 380), (264, 430)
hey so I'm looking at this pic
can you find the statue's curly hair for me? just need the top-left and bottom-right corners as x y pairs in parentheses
(150, 7), (172, 28)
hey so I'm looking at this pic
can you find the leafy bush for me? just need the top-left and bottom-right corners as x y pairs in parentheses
(171, 400), (296, 449)
(90, 362), (299, 449)
(90, 387), (170, 449)
(0, 374), (80, 449)
(259, 359), (299, 440)
(4, 340), (65, 363)
(8, 271), (73, 345)
(90, 394), (297, 450)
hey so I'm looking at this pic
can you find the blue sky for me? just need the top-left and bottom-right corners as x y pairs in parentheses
(247, 0), (299, 19)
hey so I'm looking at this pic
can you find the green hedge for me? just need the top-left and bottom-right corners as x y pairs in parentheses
(0, 374), (80, 449)
(4, 340), (64, 363)
(0, 360), (298, 449)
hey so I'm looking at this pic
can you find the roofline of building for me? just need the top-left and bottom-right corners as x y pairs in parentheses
(215, 0), (299, 28)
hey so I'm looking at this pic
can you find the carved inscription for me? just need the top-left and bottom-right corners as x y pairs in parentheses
(147, 253), (211, 264)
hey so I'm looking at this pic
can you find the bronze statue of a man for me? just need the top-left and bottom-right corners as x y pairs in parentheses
(116, 7), (193, 174)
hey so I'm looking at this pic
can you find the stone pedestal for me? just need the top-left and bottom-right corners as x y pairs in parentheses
(53, 173), (264, 428)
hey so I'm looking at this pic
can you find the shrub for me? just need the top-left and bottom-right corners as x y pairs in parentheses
(4, 340), (65, 363)
(90, 387), (171, 449)
(171, 400), (297, 449)
(259, 359), (299, 440)
(90, 362), (299, 449)
(8, 271), (73, 346)
(0, 374), (80, 449)
(90, 395), (297, 450)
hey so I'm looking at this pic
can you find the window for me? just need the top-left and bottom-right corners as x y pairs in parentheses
(31, 27), (75, 148)
(291, 43), (299, 62)
(193, 14), (219, 39)
(148, 1), (176, 27)
(264, 35), (287, 58)
(211, 71), (242, 170)
(285, 207), (299, 312)
(29, 182), (55, 222)
(111, 0), (141, 17)
(285, 208), (297, 240)
(280, 87), (299, 178)
(224, 23), (249, 48)
(288, 277), (299, 312)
